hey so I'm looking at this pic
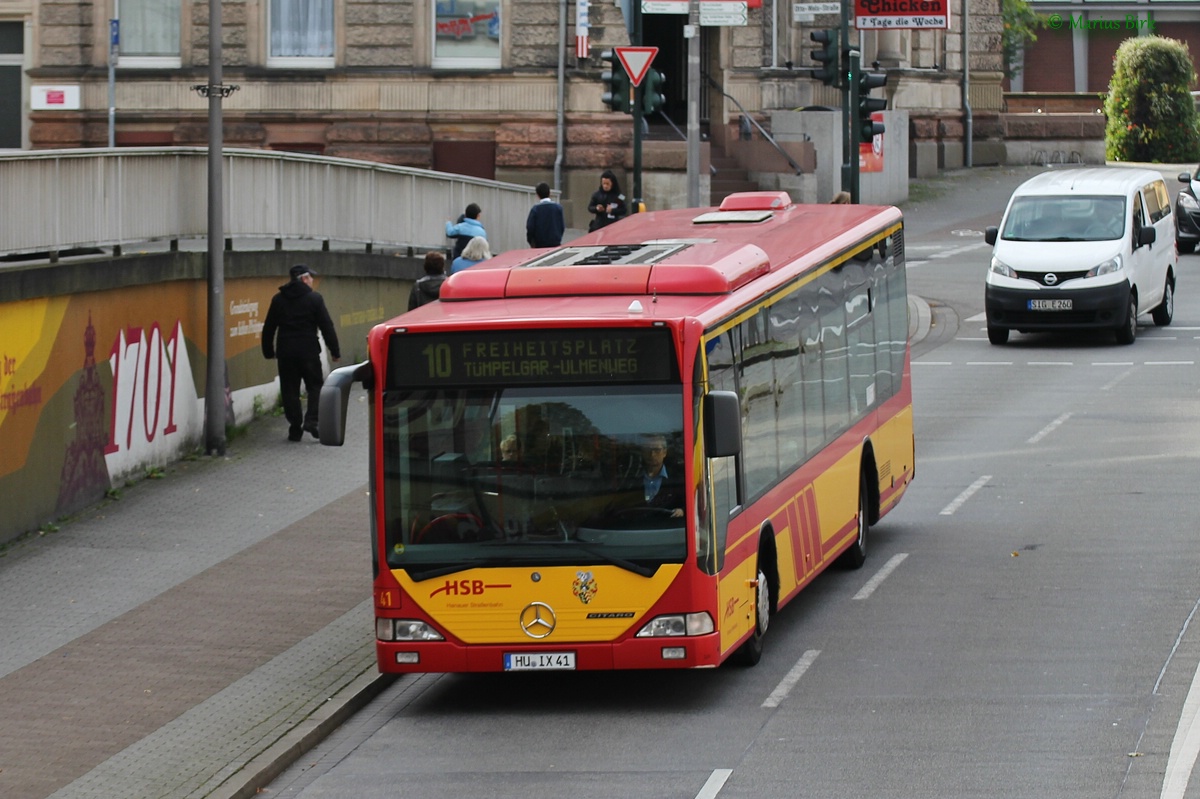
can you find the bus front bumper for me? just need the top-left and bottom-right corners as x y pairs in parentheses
(376, 633), (725, 673)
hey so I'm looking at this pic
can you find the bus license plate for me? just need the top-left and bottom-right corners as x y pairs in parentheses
(1028, 299), (1072, 311)
(504, 652), (576, 671)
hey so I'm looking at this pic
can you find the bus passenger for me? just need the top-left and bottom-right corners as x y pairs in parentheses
(500, 434), (522, 463)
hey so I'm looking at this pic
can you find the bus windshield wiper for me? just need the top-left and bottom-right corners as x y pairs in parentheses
(572, 543), (657, 578)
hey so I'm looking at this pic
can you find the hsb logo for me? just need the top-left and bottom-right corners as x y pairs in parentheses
(432, 579), (486, 597)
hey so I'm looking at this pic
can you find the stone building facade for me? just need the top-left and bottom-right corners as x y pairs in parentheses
(1, 0), (1005, 220)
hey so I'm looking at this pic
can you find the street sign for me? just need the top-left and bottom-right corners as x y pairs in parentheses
(615, 46), (658, 87)
(643, 0), (688, 13)
(700, 1), (748, 26)
(792, 2), (839, 21)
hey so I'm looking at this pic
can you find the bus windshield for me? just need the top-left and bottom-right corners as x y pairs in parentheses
(380, 384), (686, 579)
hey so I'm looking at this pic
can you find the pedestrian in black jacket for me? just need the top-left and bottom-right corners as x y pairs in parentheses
(409, 251), (447, 310)
(587, 169), (628, 232)
(526, 182), (565, 247)
(261, 264), (341, 442)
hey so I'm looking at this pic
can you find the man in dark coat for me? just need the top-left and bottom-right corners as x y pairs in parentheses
(261, 264), (341, 441)
(526, 182), (565, 248)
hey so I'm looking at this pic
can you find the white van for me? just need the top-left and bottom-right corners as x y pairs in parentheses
(984, 168), (1177, 345)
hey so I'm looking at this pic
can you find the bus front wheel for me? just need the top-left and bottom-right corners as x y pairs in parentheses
(732, 556), (770, 666)
(839, 470), (870, 569)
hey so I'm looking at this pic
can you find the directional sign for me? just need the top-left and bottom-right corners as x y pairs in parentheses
(615, 46), (658, 88)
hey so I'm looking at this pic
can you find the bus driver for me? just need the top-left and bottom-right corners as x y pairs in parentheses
(630, 434), (683, 518)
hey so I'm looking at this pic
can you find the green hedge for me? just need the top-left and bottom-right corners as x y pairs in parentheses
(1104, 36), (1200, 163)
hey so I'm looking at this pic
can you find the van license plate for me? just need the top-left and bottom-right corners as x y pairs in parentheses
(1028, 299), (1072, 311)
(504, 652), (576, 671)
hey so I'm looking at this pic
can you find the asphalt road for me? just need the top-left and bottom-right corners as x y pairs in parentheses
(262, 164), (1200, 799)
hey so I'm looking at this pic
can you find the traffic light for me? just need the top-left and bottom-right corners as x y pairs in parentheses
(857, 70), (887, 142)
(810, 29), (840, 87)
(642, 68), (666, 115)
(600, 50), (631, 114)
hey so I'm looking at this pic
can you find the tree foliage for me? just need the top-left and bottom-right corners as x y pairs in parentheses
(1104, 36), (1200, 162)
(1000, 0), (1043, 80)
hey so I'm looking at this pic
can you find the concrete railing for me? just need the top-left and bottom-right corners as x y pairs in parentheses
(0, 147), (540, 258)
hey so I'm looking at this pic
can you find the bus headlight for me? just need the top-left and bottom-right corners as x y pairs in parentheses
(635, 612), (715, 637)
(377, 618), (445, 642)
(1086, 255), (1122, 277)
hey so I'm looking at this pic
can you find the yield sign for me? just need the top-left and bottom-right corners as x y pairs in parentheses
(614, 46), (659, 87)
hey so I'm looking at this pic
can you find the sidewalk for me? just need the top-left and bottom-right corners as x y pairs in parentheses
(0, 160), (1161, 799)
(0, 395), (392, 799)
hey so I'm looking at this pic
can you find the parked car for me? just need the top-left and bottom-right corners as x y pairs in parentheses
(984, 167), (1177, 345)
(1176, 166), (1200, 254)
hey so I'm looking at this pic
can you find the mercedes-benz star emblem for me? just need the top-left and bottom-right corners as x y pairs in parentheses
(520, 602), (556, 639)
(1044, 273), (1058, 285)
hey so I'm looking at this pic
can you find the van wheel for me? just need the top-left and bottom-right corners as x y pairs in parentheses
(1152, 279), (1174, 326)
(1115, 294), (1137, 345)
(732, 557), (771, 666)
(987, 325), (1009, 345)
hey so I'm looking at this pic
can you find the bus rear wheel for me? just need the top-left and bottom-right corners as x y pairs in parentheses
(732, 557), (770, 666)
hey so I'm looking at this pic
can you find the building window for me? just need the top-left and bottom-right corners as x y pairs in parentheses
(117, 0), (181, 67)
(432, 0), (501, 69)
(269, 0), (334, 67)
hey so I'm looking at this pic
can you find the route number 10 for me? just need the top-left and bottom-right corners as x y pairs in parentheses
(422, 343), (452, 377)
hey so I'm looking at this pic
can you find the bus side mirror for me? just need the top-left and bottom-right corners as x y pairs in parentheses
(703, 390), (741, 458)
(984, 226), (998, 246)
(319, 361), (372, 446)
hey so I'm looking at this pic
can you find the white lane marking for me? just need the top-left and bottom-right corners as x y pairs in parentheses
(907, 260), (930, 267)
(1099, 367), (1135, 392)
(1161, 665), (1200, 799)
(1147, 361), (1196, 366)
(1028, 412), (1072, 445)
(966, 361), (1013, 366)
(966, 312), (987, 322)
(930, 241), (988, 259)
(695, 768), (734, 799)
(1028, 361), (1073, 366)
(762, 649), (821, 709)
(853, 553), (909, 601)
(940, 475), (992, 516)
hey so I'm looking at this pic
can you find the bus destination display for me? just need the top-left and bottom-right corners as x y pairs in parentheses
(389, 328), (677, 387)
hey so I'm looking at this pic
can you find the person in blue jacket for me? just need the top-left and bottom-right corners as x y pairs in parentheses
(446, 203), (486, 260)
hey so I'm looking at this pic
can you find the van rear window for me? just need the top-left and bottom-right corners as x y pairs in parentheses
(1001, 195), (1126, 243)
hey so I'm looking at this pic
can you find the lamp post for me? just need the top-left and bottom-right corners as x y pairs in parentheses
(192, 2), (238, 456)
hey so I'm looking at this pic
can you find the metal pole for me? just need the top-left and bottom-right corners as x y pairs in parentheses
(962, 0), (973, 167)
(631, 0), (644, 210)
(685, 0), (701, 207)
(849, 50), (860, 202)
(204, 0), (226, 455)
(107, 18), (117, 148)
(839, 1), (851, 195)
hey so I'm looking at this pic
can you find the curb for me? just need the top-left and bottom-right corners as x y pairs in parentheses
(221, 670), (399, 799)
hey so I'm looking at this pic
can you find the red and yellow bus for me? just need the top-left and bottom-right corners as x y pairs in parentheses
(321, 191), (914, 672)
